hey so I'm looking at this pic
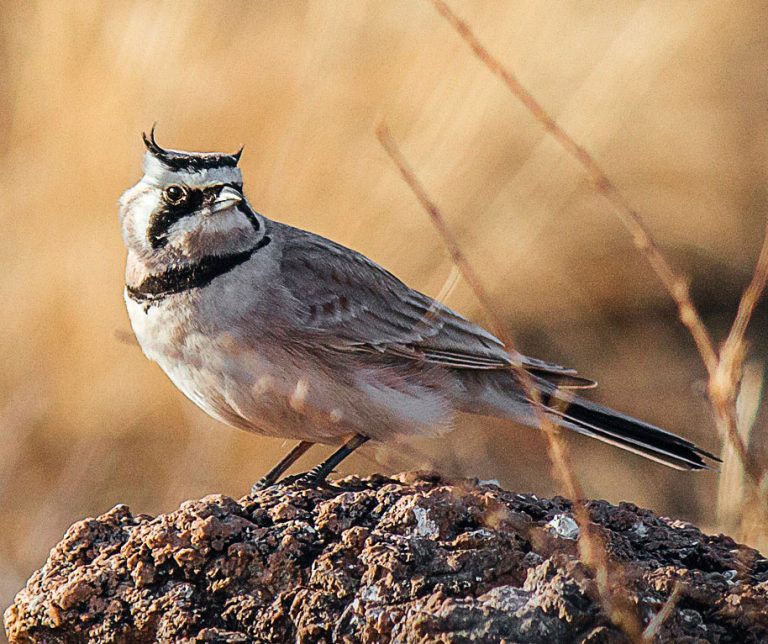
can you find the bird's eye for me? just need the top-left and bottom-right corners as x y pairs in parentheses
(163, 185), (187, 205)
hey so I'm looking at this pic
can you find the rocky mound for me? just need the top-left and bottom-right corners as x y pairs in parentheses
(5, 472), (768, 643)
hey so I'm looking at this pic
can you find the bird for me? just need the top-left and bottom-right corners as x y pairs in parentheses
(119, 128), (719, 489)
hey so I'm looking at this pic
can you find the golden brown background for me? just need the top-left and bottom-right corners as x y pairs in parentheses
(2, 0), (767, 614)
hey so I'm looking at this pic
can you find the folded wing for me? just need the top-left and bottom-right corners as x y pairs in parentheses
(278, 225), (594, 388)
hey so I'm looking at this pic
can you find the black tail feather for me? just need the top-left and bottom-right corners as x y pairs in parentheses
(547, 396), (720, 471)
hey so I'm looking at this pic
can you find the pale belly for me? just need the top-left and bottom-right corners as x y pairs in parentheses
(125, 292), (455, 445)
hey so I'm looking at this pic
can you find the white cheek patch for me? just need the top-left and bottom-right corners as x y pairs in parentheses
(119, 183), (160, 250)
(131, 191), (158, 233)
(142, 154), (242, 186)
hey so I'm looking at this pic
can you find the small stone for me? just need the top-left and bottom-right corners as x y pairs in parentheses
(546, 513), (580, 540)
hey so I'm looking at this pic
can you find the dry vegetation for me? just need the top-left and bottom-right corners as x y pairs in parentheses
(1, 0), (767, 632)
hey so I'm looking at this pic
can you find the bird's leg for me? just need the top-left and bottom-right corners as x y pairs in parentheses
(297, 434), (370, 486)
(251, 440), (314, 493)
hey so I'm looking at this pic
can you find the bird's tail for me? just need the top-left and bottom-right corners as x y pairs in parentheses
(543, 392), (719, 471)
(463, 372), (720, 470)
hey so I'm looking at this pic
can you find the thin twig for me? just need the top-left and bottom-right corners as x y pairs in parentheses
(428, 0), (766, 507)
(429, 0), (718, 376)
(376, 122), (581, 498)
(717, 362), (763, 532)
(726, 219), (768, 352)
(375, 123), (508, 344)
(377, 122), (643, 641)
(642, 583), (683, 641)
(709, 222), (768, 491)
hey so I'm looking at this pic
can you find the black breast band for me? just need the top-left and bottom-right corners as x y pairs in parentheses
(126, 236), (271, 305)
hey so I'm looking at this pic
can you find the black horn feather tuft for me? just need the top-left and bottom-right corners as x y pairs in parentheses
(141, 125), (243, 171)
(142, 123), (164, 157)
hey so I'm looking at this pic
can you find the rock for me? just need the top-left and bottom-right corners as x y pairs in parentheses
(4, 472), (767, 643)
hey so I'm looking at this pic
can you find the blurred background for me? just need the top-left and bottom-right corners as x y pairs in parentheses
(1, 0), (767, 616)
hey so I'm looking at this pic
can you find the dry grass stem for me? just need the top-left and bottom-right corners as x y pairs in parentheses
(718, 362), (763, 534)
(642, 583), (683, 641)
(429, 0), (767, 525)
(375, 123), (506, 344)
(377, 122), (643, 641)
(376, 122), (581, 497)
(726, 220), (768, 351)
(713, 222), (768, 496)
(428, 0), (716, 374)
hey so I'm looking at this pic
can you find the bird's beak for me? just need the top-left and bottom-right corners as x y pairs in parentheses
(211, 186), (243, 212)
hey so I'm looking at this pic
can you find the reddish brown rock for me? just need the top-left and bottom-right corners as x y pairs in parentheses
(4, 473), (767, 643)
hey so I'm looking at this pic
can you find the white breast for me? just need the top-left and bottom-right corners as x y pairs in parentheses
(124, 260), (272, 421)
(124, 259), (455, 444)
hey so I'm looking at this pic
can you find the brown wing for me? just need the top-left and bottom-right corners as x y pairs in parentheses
(278, 224), (595, 388)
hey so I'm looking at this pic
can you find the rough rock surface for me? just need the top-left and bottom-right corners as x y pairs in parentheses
(4, 472), (768, 643)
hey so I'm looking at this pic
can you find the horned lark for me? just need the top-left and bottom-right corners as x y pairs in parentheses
(119, 129), (718, 486)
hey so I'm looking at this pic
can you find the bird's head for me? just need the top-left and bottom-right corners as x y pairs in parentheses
(119, 127), (266, 269)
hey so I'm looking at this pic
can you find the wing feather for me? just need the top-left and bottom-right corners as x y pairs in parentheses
(278, 224), (594, 387)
